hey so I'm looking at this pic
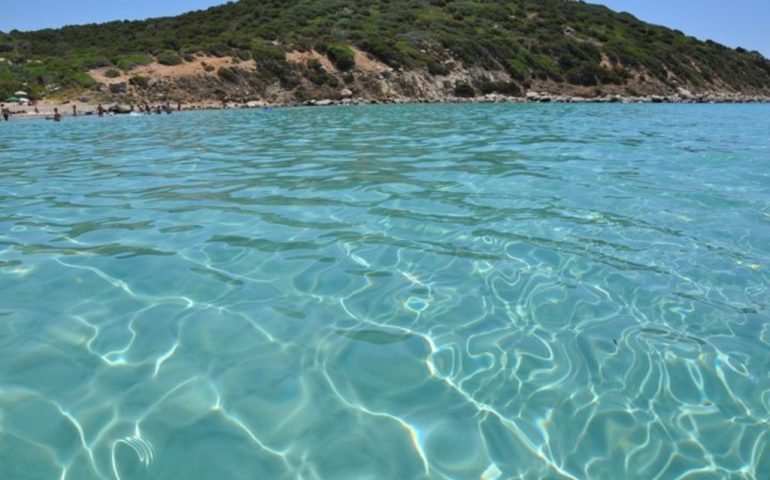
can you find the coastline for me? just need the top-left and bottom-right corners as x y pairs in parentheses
(288, 91), (770, 106)
(3, 91), (769, 121)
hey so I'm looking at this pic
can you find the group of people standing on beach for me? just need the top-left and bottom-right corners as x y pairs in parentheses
(1, 101), (182, 122)
(92, 101), (180, 117)
(2, 102), (56, 121)
(136, 102), (180, 115)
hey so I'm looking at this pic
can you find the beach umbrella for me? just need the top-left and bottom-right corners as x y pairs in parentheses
(14, 90), (28, 96)
(4, 96), (19, 103)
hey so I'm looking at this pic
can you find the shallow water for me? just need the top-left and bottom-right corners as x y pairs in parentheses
(1, 104), (769, 479)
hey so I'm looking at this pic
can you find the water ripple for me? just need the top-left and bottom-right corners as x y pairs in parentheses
(1, 104), (769, 479)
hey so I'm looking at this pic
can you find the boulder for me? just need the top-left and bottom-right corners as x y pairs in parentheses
(340, 88), (353, 98)
(108, 104), (131, 114)
(677, 87), (694, 99)
(109, 83), (127, 94)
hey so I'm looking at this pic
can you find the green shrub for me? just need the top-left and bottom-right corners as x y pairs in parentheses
(597, 67), (625, 85)
(116, 54), (153, 71)
(251, 40), (285, 62)
(565, 64), (601, 86)
(81, 57), (113, 69)
(325, 44), (356, 71)
(157, 51), (183, 66)
(479, 81), (496, 95)
(496, 81), (522, 96)
(129, 75), (150, 88)
(359, 38), (413, 69)
(104, 69), (121, 78)
(454, 81), (475, 97)
(308, 58), (324, 72)
(528, 53), (560, 79)
(427, 60), (450, 76)
(307, 67), (338, 87)
(278, 71), (302, 89)
(217, 67), (239, 83)
(182, 53), (196, 62)
(71, 72), (97, 88)
(258, 59), (288, 78)
(506, 58), (529, 80)
(207, 43), (231, 57)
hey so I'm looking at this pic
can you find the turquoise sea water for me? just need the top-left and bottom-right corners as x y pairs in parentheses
(1, 104), (769, 479)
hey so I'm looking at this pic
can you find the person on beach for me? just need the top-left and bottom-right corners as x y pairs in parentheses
(177, 101), (182, 111)
(72, 105), (77, 117)
(1, 104), (9, 121)
(97, 103), (105, 117)
(53, 108), (62, 122)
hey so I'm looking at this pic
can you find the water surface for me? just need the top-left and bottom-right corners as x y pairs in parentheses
(1, 104), (769, 479)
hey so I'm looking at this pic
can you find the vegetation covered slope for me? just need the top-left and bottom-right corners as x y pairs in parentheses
(1, 0), (769, 100)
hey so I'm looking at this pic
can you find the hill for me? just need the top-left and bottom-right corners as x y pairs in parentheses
(1, 0), (769, 104)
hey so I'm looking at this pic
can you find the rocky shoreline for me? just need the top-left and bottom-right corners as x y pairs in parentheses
(5, 90), (768, 121)
(149, 90), (770, 111)
(294, 91), (770, 107)
(193, 90), (770, 110)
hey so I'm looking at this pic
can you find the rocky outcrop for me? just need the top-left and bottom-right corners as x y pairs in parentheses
(85, 59), (770, 108)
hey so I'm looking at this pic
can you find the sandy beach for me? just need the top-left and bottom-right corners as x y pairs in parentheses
(2, 101), (98, 120)
(1, 100), (220, 120)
